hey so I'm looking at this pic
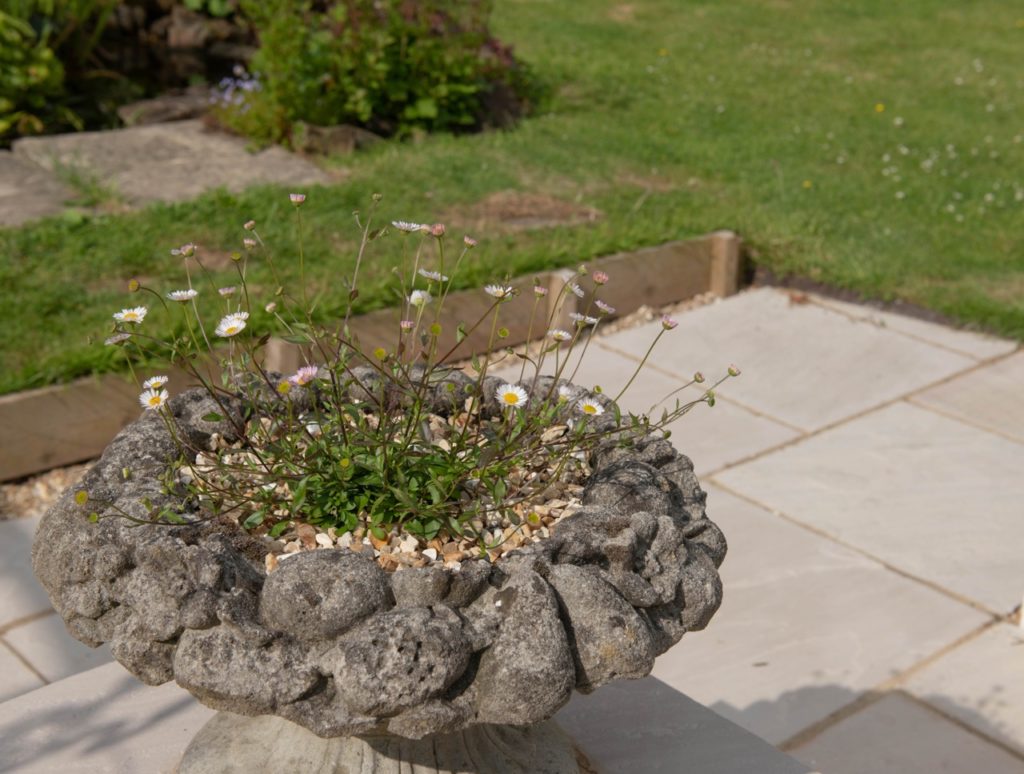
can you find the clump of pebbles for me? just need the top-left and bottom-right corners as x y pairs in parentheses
(179, 400), (590, 574)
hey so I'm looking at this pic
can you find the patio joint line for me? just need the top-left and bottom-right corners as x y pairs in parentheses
(804, 295), (1021, 362)
(0, 636), (48, 685)
(0, 608), (55, 637)
(906, 396), (1024, 447)
(777, 620), (1024, 765)
(705, 478), (1006, 619)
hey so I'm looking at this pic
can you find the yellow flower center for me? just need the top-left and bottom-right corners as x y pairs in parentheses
(225, 325), (239, 335)
(582, 404), (597, 414)
(148, 395), (162, 407)
(502, 393), (519, 404)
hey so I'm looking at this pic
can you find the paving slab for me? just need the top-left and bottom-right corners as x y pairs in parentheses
(790, 692), (1024, 774)
(558, 677), (815, 774)
(12, 120), (330, 206)
(904, 623), (1024, 756)
(0, 515), (52, 629)
(0, 639), (44, 703)
(912, 350), (1024, 443)
(810, 296), (1018, 361)
(0, 661), (214, 773)
(4, 614), (112, 684)
(0, 151), (71, 227)
(714, 400), (1024, 613)
(598, 288), (976, 431)
(651, 485), (989, 745)
(494, 343), (800, 476)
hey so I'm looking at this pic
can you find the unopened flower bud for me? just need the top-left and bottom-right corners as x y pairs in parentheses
(463, 235), (477, 247)
(372, 192), (383, 202)
(265, 302), (277, 313)
(693, 371), (705, 383)
(728, 364), (741, 377)
(661, 315), (678, 330)
(243, 220), (256, 231)
(243, 238), (256, 250)
(290, 193), (306, 206)
(127, 278), (140, 293)
(430, 223), (446, 237)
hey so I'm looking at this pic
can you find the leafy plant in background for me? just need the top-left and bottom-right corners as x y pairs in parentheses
(219, 0), (543, 146)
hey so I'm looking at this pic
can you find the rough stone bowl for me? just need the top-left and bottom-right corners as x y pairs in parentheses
(32, 376), (726, 740)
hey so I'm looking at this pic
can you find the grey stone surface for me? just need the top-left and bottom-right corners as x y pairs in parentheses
(178, 712), (581, 774)
(912, 351), (1024, 443)
(790, 693), (1024, 774)
(33, 382), (727, 739)
(3, 613), (112, 683)
(0, 515), (53, 628)
(714, 400), (1024, 612)
(651, 485), (989, 745)
(0, 150), (70, 226)
(905, 623), (1024, 756)
(557, 676), (815, 774)
(599, 288), (976, 431)
(12, 120), (330, 206)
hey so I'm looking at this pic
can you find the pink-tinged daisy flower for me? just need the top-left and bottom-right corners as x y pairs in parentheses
(533, 285), (549, 297)
(408, 289), (432, 307)
(167, 289), (198, 302)
(105, 333), (132, 346)
(139, 388), (169, 411)
(243, 220), (256, 230)
(218, 286), (237, 297)
(661, 315), (678, 330)
(418, 268), (449, 282)
(170, 243), (196, 257)
(495, 383), (528, 408)
(548, 329), (572, 342)
(143, 375), (169, 390)
(399, 319), (416, 331)
(114, 307), (148, 324)
(484, 284), (514, 299)
(288, 366), (321, 386)
(215, 311), (249, 337)
(391, 220), (426, 233)
(577, 398), (605, 416)
(463, 236), (477, 247)
(595, 299), (616, 315)
(265, 302), (277, 313)
(290, 193), (306, 205)
(429, 223), (446, 237)
(243, 238), (256, 249)
(592, 271), (609, 285)
(569, 312), (599, 326)
(568, 282), (585, 298)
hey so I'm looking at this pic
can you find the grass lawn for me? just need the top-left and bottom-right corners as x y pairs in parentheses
(2, 0), (1022, 394)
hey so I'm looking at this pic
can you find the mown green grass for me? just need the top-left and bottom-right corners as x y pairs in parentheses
(2, 0), (1022, 394)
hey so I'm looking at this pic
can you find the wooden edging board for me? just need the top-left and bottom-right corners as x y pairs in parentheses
(0, 231), (741, 482)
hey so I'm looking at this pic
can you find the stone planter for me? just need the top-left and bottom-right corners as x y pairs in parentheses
(33, 382), (726, 772)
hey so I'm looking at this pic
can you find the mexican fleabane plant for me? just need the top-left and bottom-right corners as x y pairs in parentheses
(86, 193), (738, 571)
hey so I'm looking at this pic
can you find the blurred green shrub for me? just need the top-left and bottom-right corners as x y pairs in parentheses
(217, 0), (542, 146)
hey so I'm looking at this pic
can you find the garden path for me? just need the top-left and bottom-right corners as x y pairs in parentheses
(0, 286), (1021, 772)
(0, 120), (330, 227)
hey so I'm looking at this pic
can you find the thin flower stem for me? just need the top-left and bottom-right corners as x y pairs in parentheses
(613, 328), (665, 403)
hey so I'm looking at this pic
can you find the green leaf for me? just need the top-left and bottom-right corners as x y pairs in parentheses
(456, 323), (468, 343)
(269, 520), (291, 538)
(201, 412), (224, 423)
(282, 333), (312, 344)
(243, 510), (266, 529)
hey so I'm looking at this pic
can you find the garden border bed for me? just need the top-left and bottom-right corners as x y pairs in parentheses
(0, 230), (741, 482)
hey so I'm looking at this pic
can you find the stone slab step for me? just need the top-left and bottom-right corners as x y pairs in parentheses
(0, 662), (813, 773)
(12, 120), (331, 207)
(0, 151), (71, 227)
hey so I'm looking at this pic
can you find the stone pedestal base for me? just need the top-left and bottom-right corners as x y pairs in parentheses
(178, 712), (584, 773)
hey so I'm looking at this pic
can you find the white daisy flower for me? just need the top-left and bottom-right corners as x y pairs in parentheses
(218, 286), (237, 297)
(548, 329), (572, 342)
(139, 388), (169, 411)
(408, 289), (432, 307)
(495, 383), (528, 408)
(170, 243), (196, 257)
(569, 312), (599, 326)
(595, 299), (616, 315)
(104, 333), (131, 346)
(167, 289), (198, 302)
(577, 398), (605, 416)
(215, 311), (249, 337)
(392, 220), (426, 233)
(484, 284), (515, 299)
(114, 306), (148, 324)
(558, 385), (574, 401)
(143, 375), (169, 390)
(418, 268), (449, 282)
(288, 366), (320, 386)
(568, 282), (585, 298)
